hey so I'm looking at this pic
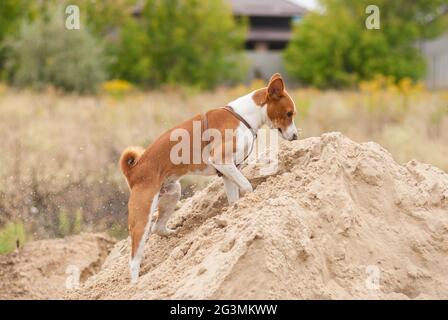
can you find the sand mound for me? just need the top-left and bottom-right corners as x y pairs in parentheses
(67, 132), (448, 300)
(0, 233), (115, 299)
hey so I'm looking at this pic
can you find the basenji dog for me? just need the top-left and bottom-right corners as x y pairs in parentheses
(119, 73), (298, 282)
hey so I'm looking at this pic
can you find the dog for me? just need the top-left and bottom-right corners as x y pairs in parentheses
(119, 73), (298, 282)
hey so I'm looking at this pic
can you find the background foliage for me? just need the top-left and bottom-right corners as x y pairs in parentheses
(135, 0), (247, 88)
(285, 0), (448, 88)
(0, 0), (246, 91)
(1, 0), (447, 90)
(5, 7), (106, 93)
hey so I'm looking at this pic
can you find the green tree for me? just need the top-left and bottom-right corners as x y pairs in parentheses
(136, 0), (247, 88)
(73, 0), (247, 88)
(0, 0), (31, 79)
(107, 19), (152, 84)
(0, 222), (26, 254)
(5, 7), (107, 93)
(285, 0), (447, 88)
(79, 0), (137, 36)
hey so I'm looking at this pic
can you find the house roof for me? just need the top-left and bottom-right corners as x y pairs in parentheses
(227, 0), (307, 17)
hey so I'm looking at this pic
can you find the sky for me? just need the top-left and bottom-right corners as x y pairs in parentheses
(289, 0), (320, 11)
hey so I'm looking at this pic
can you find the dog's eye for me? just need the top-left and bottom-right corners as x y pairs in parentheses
(287, 111), (293, 117)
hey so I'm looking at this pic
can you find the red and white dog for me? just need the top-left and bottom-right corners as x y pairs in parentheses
(120, 73), (298, 282)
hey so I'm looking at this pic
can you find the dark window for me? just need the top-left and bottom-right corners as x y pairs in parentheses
(249, 16), (291, 30)
(246, 41), (288, 50)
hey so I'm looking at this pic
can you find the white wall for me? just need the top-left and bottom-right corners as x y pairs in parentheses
(420, 33), (448, 89)
(245, 50), (290, 82)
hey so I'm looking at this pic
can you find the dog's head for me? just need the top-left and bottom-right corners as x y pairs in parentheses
(254, 73), (298, 141)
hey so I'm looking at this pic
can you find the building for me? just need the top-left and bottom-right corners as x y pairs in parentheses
(420, 33), (448, 89)
(132, 0), (307, 82)
(227, 0), (307, 81)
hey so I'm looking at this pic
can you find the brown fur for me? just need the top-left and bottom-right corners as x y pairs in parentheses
(252, 87), (268, 106)
(253, 73), (296, 134)
(121, 110), (239, 258)
(266, 88), (296, 133)
(119, 146), (145, 178)
(120, 73), (295, 260)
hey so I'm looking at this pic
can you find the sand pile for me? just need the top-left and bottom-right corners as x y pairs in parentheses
(67, 132), (448, 299)
(0, 233), (115, 299)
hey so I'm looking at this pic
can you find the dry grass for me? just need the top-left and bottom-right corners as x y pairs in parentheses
(292, 87), (448, 170)
(0, 83), (447, 245)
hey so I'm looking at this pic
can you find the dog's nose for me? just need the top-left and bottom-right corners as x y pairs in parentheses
(291, 133), (298, 141)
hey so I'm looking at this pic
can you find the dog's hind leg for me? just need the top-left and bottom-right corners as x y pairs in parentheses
(128, 184), (160, 283)
(222, 176), (239, 205)
(151, 180), (181, 236)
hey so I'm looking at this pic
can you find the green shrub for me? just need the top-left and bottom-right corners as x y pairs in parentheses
(134, 0), (247, 88)
(57, 208), (85, 237)
(5, 6), (106, 93)
(0, 0), (31, 80)
(285, 0), (445, 88)
(107, 20), (151, 85)
(0, 222), (26, 254)
(72, 208), (84, 234)
(58, 208), (71, 237)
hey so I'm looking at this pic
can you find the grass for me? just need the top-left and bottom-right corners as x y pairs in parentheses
(0, 81), (447, 243)
(0, 222), (27, 254)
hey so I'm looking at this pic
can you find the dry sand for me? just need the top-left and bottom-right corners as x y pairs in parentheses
(65, 133), (447, 299)
(0, 233), (115, 299)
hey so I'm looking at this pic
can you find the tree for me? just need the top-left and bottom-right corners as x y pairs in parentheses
(0, 0), (30, 80)
(78, 0), (137, 36)
(76, 0), (151, 84)
(136, 0), (247, 88)
(79, 0), (247, 88)
(284, 0), (447, 88)
(5, 7), (106, 93)
(105, 18), (152, 84)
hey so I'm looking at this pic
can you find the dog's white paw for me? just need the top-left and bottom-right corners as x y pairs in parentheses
(156, 228), (177, 237)
(240, 182), (253, 196)
(151, 224), (177, 237)
(129, 259), (140, 284)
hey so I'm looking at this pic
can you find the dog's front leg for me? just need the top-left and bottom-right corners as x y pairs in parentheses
(222, 176), (239, 205)
(212, 163), (253, 195)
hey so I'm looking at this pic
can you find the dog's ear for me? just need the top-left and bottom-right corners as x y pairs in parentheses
(267, 73), (284, 100)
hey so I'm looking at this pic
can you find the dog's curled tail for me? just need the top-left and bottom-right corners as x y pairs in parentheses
(119, 146), (145, 177)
